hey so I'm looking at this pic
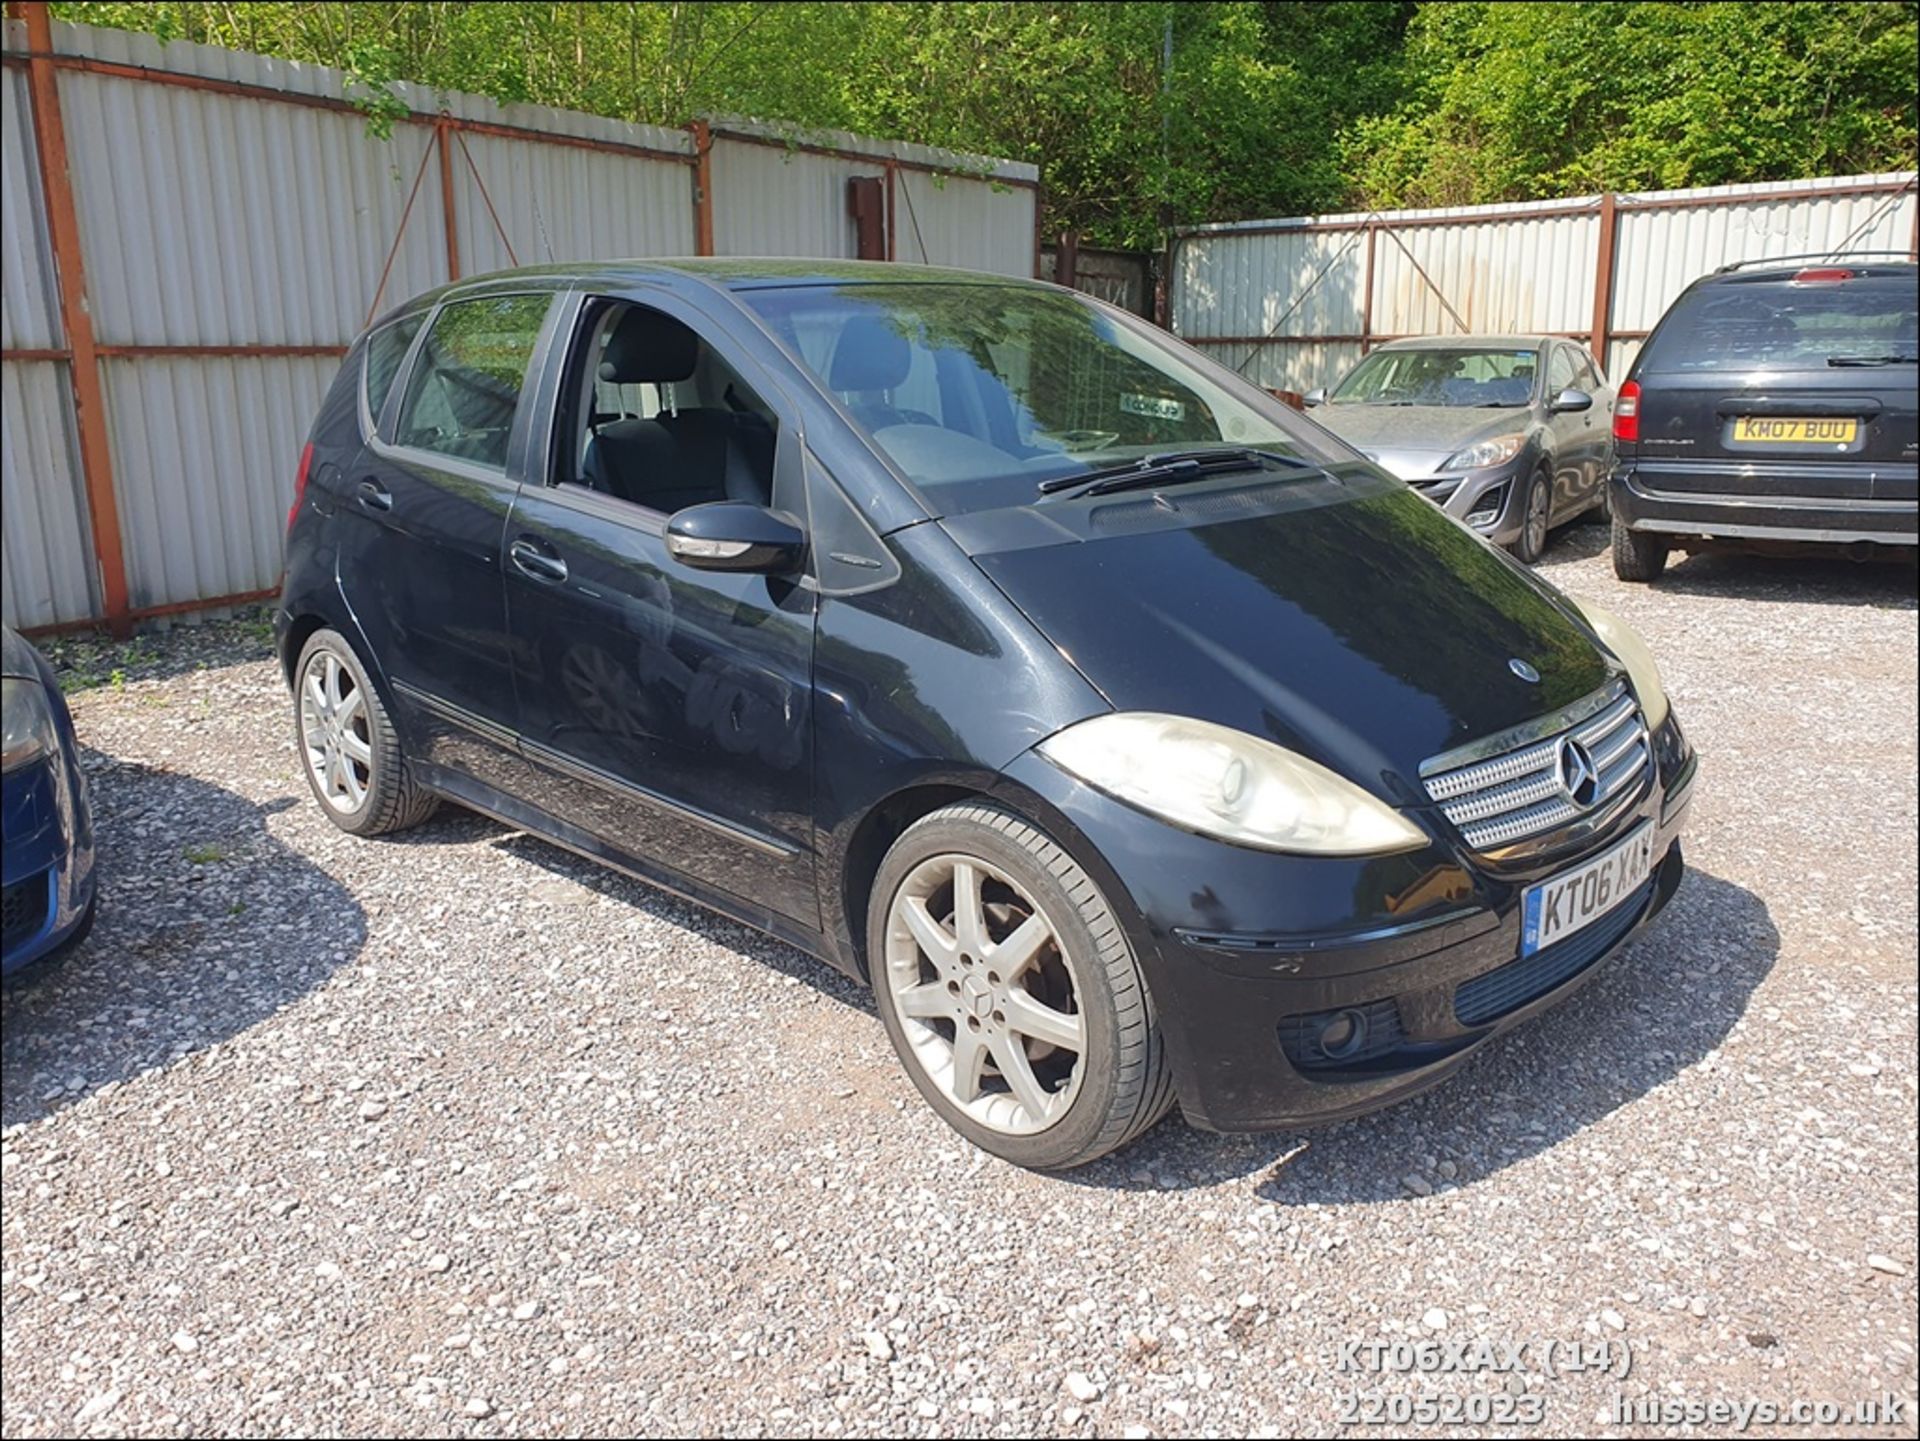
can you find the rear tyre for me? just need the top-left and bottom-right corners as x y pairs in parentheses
(1510, 466), (1552, 564)
(867, 802), (1175, 1170)
(293, 628), (438, 837)
(1611, 515), (1670, 582)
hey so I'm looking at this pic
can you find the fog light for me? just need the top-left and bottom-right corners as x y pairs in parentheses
(1318, 1008), (1368, 1060)
(1465, 483), (1507, 528)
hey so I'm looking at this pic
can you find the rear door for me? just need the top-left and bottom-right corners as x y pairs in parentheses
(339, 288), (561, 791)
(1629, 269), (1918, 503)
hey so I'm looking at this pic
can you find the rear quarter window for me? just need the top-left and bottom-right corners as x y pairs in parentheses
(364, 312), (425, 433)
(1640, 276), (1919, 374)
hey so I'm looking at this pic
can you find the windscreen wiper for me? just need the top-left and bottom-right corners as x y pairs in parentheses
(1827, 353), (1918, 367)
(1036, 447), (1318, 501)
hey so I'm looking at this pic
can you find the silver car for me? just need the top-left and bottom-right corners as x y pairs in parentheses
(1305, 335), (1615, 562)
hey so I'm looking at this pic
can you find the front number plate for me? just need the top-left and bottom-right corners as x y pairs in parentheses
(1521, 823), (1657, 956)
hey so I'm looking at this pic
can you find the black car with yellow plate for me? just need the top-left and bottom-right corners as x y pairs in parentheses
(1608, 255), (1917, 579)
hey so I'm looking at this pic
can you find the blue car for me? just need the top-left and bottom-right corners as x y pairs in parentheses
(2, 626), (97, 974)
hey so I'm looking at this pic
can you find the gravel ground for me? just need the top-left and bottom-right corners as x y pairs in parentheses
(3, 528), (1916, 1439)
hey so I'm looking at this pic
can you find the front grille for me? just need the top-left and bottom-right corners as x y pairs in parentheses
(1277, 997), (1406, 1071)
(2, 873), (50, 953)
(1454, 877), (1653, 1025)
(1423, 684), (1650, 851)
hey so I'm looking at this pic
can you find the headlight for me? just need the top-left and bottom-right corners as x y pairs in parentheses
(2, 675), (57, 773)
(1038, 712), (1426, 855)
(1572, 600), (1670, 731)
(1443, 433), (1526, 470)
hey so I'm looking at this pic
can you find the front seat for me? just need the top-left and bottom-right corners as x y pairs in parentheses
(584, 309), (772, 511)
(827, 314), (917, 433)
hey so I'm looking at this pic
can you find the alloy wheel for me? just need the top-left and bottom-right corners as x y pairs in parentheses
(1525, 476), (1551, 558)
(298, 649), (373, 813)
(882, 852), (1086, 1136)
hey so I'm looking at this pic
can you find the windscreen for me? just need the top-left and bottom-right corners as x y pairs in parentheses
(1329, 348), (1540, 408)
(740, 283), (1344, 516)
(1639, 275), (1919, 373)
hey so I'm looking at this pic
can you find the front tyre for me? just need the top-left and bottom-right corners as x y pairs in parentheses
(293, 629), (438, 836)
(867, 802), (1174, 1169)
(1510, 466), (1552, 564)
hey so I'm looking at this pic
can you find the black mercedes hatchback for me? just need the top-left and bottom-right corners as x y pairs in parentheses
(278, 261), (1696, 1168)
(1610, 255), (1918, 579)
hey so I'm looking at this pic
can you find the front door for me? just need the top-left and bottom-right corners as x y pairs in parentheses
(502, 295), (817, 927)
(341, 289), (559, 791)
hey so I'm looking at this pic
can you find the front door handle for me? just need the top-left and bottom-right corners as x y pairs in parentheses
(356, 478), (393, 512)
(509, 537), (569, 584)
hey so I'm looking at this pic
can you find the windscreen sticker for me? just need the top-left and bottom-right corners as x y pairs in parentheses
(1120, 392), (1186, 421)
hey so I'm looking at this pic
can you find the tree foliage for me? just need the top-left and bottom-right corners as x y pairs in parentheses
(54, 1), (1920, 245)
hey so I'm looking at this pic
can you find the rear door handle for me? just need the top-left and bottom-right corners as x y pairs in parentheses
(509, 536), (569, 584)
(356, 478), (393, 512)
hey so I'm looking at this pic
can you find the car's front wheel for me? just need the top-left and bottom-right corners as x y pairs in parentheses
(868, 802), (1174, 1169)
(1510, 465), (1553, 564)
(293, 629), (438, 836)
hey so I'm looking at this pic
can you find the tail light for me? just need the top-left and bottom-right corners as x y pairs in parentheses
(1613, 381), (1640, 444)
(288, 441), (314, 533)
(1792, 267), (1854, 284)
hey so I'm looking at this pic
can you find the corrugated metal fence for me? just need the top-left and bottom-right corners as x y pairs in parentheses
(0, 8), (1039, 632)
(1172, 173), (1918, 397)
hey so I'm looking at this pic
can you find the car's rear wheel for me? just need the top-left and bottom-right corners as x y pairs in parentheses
(867, 802), (1174, 1170)
(293, 629), (438, 836)
(1511, 466), (1552, 563)
(1611, 515), (1670, 582)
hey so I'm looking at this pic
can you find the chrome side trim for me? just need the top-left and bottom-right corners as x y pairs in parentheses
(391, 678), (519, 749)
(517, 737), (800, 860)
(1419, 678), (1627, 779)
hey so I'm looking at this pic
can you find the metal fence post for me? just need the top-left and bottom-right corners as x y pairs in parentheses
(436, 114), (460, 280)
(689, 119), (714, 256)
(1589, 191), (1618, 368)
(20, 1), (131, 636)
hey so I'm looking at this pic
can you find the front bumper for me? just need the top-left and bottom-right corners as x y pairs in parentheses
(1400, 456), (1532, 545)
(1612, 461), (1919, 547)
(1, 747), (96, 975)
(1000, 711), (1697, 1133)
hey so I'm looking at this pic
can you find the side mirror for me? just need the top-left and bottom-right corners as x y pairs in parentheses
(1550, 387), (1593, 415)
(1303, 387), (1328, 408)
(665, 501), (805, 574)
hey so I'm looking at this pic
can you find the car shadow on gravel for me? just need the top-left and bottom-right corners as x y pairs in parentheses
(0, 750), (366, 1128)
(373, 811), (874, 1009)
(1061, 865), (1778, 1200)
(1622, 550), (1916, 609)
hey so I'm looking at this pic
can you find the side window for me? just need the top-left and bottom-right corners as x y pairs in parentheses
(394, 293), (551, 469)
(1578, 354), (1606, 391)
(364, 312), (424, 433)
(1547, 346), (1580, 393)
(566, 300), (779, 517)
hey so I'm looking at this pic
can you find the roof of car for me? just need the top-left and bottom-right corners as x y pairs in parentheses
(1369, 334), (1563, 351)
(372, 259), (1055, 331)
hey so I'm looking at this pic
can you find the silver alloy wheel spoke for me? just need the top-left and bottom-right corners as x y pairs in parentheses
(991, 1033), (1053, 1118)
(987, 911), (1050, 982)
(884, 850), (1086, 1136)
(901, 896), (958, 968)
(1002, 990), (1083, 1052)
(299, 649), (373, 815)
